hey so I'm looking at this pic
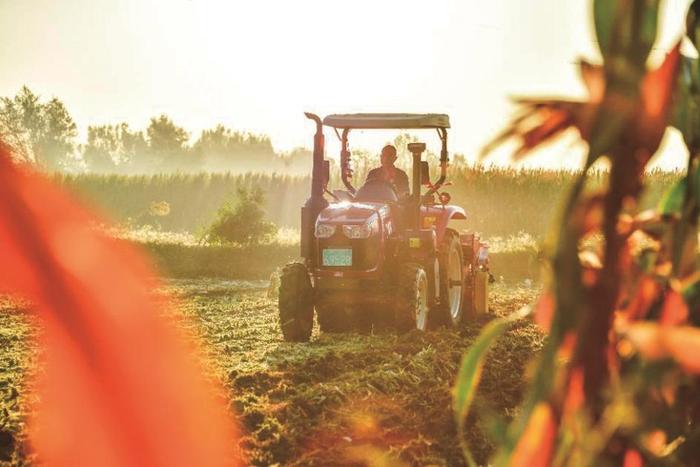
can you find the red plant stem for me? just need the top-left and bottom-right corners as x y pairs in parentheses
(576, 144), (645, 413)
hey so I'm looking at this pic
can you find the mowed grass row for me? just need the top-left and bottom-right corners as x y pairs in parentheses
(0, 280), (541, 466)
(55, 168), (680, 238)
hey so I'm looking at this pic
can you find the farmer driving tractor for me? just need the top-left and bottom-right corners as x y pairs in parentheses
(278, 112), (491, 342)
(366, 144), (410, 197)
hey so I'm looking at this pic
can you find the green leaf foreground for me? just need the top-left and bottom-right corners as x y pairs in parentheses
(452, 306), (532, 465)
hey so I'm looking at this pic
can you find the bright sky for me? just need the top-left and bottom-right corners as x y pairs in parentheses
(0, 0), (693, 169)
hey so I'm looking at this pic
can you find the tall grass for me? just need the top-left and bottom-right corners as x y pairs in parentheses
(55, 167), (680, 238)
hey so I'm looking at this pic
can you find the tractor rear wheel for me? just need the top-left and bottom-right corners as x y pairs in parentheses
(394, 263), (430, 333)
(278, 262), (314, 342)
(436, 230), (465, 327)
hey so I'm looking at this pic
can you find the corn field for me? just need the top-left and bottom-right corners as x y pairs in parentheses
(55, 167), (679, 238)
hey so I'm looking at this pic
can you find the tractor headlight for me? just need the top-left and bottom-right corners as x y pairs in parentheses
(315, 223), (336, 238)
(342, 217), (379, 239)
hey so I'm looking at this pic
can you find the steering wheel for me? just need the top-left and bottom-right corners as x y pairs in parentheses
(365, 176), (398, 192)
(356, 177), (400, 203)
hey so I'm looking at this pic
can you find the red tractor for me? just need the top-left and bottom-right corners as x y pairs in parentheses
(279, 113), (491, 342)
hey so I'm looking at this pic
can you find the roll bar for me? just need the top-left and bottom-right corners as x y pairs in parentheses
(305, 112), (450, 199)
(340, 128), (356, 194)
(425, 128), (448, 196)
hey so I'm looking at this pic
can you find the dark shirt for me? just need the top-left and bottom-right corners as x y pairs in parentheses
(366, 166), (410, 197)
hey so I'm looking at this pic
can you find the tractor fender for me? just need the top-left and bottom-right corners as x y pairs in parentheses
(420, 205), (466, 244)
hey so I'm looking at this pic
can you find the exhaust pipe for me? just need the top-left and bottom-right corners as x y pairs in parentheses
(300, 113), (329, 262)
(407, 142), (427, 231)
(425, 128), (448, 196)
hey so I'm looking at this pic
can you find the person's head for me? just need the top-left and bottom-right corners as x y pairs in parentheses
(380, 144), (398, 168)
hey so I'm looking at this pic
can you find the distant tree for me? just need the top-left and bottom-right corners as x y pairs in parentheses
(83, 123), (147, 172)
(146, 115), (192, 171)
(191, 124), (230, 166)
(42, 97), (78, 169)
(147, 115), (188, 154)
(0, 91), (34, 162)
(0, 86), (77, 170)
(202, 186), (277, 246)
(192, 125), (278, 171)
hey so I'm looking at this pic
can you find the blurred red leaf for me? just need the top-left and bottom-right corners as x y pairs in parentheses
(659, 288), (689, 326)
(629, 42), (682, 161)
(620, 322), (700, 373)
(580, 60), (606, 104)
(623, 449), (644, 467)
(510, 403), (557, 467)
(624, 277), (662, 320)
(664, 327), (700, 373)
(619, 322), (666, 360)
(534, 293), (555, 332)
(515, 108), (573, 159)
(563, 367), (585, 418)
(641, 430), (667, 457)
(481, 43), (680, 165)
(641, 44), (682, 127)
(558, 332), (578, 361)
(0, 144), (240, 466)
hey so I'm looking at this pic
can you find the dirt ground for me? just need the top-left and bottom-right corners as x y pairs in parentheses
(0, 280), (542, 466)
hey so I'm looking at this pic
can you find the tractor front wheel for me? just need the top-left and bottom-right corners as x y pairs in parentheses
(278, 262), (314, 342)
(394, 263), (430, 333)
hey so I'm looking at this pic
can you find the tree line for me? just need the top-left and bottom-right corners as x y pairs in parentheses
(0, 86), (311, 174)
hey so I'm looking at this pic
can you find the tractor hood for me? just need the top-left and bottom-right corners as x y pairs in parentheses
(317, 201), (389, 224)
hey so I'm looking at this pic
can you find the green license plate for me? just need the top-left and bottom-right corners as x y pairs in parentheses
(322, 248), (352, 266)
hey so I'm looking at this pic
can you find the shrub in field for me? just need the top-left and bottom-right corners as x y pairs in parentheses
(455, 1), (700, 465)
(202, 186), (277, 246)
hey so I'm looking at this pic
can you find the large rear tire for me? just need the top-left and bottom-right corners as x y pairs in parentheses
(436, 230), (465, 327)
(278, 262), (314, 342)
(394, 263), (430, 333)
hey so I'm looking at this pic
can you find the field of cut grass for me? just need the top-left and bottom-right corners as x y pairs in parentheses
(0, 280), (541, 466)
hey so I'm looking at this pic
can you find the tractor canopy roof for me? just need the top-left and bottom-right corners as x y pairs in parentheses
(322, 113), (450, 130)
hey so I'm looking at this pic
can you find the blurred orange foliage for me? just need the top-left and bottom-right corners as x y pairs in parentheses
(0, 143), (240, 466)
